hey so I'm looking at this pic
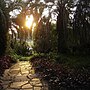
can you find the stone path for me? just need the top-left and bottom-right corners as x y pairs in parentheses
(0, 61), (48, 90)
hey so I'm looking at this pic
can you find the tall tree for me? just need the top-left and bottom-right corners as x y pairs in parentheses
(56, 0), (73, 53)
(73, 0), (90, 54)
(0, 0), (9, 56)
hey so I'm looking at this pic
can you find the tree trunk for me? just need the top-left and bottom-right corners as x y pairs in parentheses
(57, 12), (65, 53)
(0, 9), (8, 56)
(57, 6), (68, 53)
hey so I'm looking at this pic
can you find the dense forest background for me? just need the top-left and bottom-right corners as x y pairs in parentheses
(0, 0), (90, 56)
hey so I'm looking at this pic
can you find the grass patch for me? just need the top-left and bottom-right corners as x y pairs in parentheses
(19, 56), (31, 61)
(10, 53), (32, 62)
(55, 54), (90, 68)
(30, 52), (90, 69)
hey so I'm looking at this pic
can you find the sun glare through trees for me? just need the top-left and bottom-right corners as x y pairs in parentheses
(25, 14), (34, 29)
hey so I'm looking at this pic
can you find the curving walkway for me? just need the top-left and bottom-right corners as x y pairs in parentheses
(0, 61), (48, 90)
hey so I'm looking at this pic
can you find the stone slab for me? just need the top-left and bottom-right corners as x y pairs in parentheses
(14, 76), (29, 82)
(10, 81), (28, 89)
(34, 87), (42, 90)
(9, 69), (20, 75)
(1, 61), (48, 90)
(22, 84), (32, 89)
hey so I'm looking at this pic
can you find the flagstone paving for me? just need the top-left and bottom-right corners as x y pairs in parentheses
(0, 61), (48, 90)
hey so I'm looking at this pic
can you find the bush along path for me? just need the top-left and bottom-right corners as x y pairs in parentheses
(30, 56), (90, 90)
(0, 56), (12, 76)
(0, 61), (48, 90)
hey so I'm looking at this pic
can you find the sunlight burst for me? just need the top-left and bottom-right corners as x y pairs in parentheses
(25, 15), (34, 29)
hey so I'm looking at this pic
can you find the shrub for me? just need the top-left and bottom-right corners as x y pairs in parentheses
(0, 55), (12, 75)
(13, 41), (32, 56)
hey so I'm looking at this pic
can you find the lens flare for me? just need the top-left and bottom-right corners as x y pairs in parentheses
(25, 15), (34, 29)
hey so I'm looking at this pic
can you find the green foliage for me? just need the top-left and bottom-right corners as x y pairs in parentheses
(30, 53), (47, 60)
(11, 54), (31, 62)
(43, 51), (90, 68)
(13, 41), (32, 56)
(19, 56), (31, 61)
(50, 23), (58, 52)
(10, 53), (20, 63)
(5, 43), (20, 63)
(50, 53), (90, 68)
(33, 18), (51, 53)
(34, 38), (51, 53)
(6, 46), (31, 62)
